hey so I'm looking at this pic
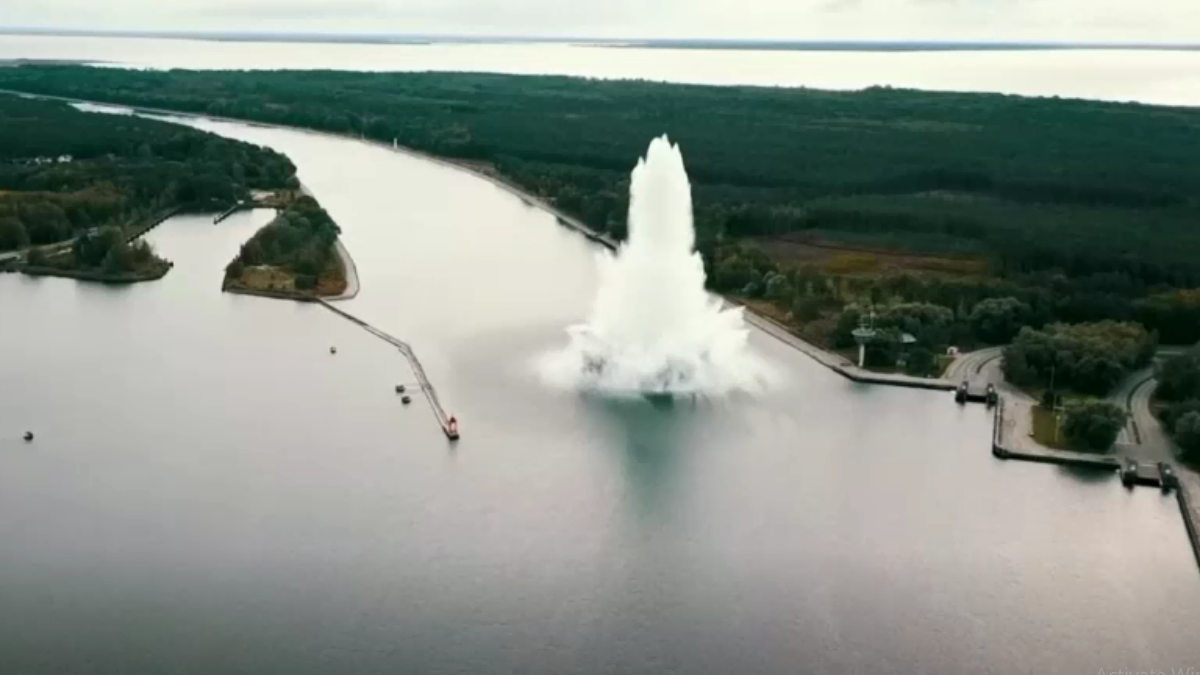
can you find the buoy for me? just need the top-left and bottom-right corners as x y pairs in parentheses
(401, 395), (412, 405)
(395, 384), (406, 394)
(330, 346), (337, 355)
(23, 431), (34, 442)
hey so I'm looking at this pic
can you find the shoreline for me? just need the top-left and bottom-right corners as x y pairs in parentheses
(20, 261), (173, 284)
(0, 90), (1053, 393)
(0, 89), (891, 386)
(324, 238), (360, 301)
(991, 399), (1200, 572)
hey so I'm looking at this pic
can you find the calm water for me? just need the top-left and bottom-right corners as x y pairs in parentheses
(1, 113), (1198, 674)
(4, 34), (1200, 106)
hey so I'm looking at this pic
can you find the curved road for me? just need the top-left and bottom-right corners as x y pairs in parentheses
(1108, 360), (1181, 463)
(944, 346), (1004, 384)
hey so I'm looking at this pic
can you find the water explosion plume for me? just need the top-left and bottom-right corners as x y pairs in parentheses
(545, 136), (764, 395)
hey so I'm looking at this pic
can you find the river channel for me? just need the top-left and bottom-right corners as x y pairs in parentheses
(0, 112), (1197, 674)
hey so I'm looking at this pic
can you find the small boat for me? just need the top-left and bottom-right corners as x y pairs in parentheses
(401, 395), (412, 405)
(445, 415), (460, 440)
(23, 431), (34, 442)
(395, 384), (406, 394)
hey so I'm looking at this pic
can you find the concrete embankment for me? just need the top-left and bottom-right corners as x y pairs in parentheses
(991, 399), (1122, 470)
(1176, 483), (1200, 572)
(992, 398), (1200, 574)
(739, 305), (956, 391)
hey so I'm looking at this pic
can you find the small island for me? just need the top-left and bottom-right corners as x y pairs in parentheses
(222, 194), (348, 299)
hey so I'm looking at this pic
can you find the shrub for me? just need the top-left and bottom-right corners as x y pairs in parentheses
(1174, 411), (1200, 462)
(1062, 400), (1126, 452)
(1157, 352), (1200, 402)
(968, 296), (1032, 344)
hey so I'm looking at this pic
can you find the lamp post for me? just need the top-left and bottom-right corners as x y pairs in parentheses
(851, 310), (877, 369)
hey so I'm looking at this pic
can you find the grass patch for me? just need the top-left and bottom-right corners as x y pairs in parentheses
(1031, 405), (1071, 450)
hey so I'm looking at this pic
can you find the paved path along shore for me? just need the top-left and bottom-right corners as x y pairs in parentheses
(739, 306), (956, 390)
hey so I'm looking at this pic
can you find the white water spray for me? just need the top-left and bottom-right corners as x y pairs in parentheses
(543, 136), (765, 395)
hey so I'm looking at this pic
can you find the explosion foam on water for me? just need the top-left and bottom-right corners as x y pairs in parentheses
(541, 136), (767, 396)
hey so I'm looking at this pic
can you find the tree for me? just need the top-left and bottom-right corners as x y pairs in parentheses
(764, 272), (793, 302)
(1062, 400), (1126, 452)
(1135, 290), (1200, 344)
(875, 302), (954, 348)
(904, 346), (936, 376)
(711, 255), (760, 293)
(968, 296), (1032, 344)
(25, 246), (48, 267)
(1174, 411), (1200, 462)
(1157, 352), (1200, 402)
(1001, 321), (1154, 395)
(0, 216), (29, 250)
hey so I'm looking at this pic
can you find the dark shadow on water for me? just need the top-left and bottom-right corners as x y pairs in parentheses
(1056, 463), (1119, 485)
(583, 393), (703, 524)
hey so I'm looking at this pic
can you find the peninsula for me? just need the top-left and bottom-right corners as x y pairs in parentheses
(0, 93), (298, 281)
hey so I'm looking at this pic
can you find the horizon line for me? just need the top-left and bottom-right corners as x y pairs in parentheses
(2, 27), (1199, 51)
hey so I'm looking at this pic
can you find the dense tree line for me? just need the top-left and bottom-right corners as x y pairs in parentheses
(3, 66), (1200, 284)
(1003, 322), (1156, 396)
(6, 66), (1196, 363)
(1156, 350), (1200, 464)
(706, 233), (1200, 381)
(224, 196), (340, 291)
(0, 94), (298, 252)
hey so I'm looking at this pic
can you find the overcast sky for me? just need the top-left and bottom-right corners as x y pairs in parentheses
(4, 0), (1198, 42)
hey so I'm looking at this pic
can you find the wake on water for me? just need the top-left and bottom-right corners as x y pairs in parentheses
(540, 135), (769, 396)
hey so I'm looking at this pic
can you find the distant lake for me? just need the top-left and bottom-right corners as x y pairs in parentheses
(3, 34), (1200, 106)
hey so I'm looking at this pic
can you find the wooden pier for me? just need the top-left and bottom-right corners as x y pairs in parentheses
(212, 201), (252, 224)
(315, 299), (459, 440)
(126, 206), (183, 243)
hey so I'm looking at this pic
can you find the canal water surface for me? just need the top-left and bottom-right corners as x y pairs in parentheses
(1, 114), (1197, 674)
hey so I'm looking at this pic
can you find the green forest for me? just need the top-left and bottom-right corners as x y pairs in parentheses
(1156, 349), (1200, 464)
(0, 92), (298, 270)
(3, 65), (1197, 371)
(223, 195), (345, 296)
